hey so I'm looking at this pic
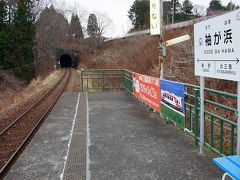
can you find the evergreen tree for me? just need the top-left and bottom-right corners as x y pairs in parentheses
(128, 0), (150, 30)
(87, 13), (98, 37)
(171, 0), (189, 23)
(0, 0), (7, 27)
(226, 2), (234, 10)
(182, 0), (193, 15)
(70, 14), (84, 39)
(0, 0), (10, 69)
(207, 0), (225, 15)
(10, 0), (35, 81)
(226, 2), (240, 10)
(209, 0), (224, 10)
(153, 0), (184, 25)
(172, 0), (181, 15)
(76, 14), (84, 38)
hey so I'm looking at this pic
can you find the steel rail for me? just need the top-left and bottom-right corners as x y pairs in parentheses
(0, 68), (72, 176)
(0, 69), (67, 136)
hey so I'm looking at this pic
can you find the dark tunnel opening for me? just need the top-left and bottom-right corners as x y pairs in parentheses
(60, 54), (72, 67)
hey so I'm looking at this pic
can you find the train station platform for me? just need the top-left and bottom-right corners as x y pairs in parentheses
(5, 91), (222, 179)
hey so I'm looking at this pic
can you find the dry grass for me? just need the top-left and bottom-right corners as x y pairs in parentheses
(79, 35), (159, 76)
(0, 70), (62, 113)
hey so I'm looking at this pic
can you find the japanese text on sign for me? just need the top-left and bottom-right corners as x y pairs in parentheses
(132, 72), (161, 112)
(194, 10), (240, 81)
(150, 0), (161, 35)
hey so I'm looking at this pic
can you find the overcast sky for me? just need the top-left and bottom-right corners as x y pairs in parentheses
(60, 0), (240, 37)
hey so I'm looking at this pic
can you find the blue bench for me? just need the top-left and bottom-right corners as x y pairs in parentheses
(212, 156), (240, 180)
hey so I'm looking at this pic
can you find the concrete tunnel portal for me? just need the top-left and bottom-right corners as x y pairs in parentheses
(55, 48), (80, 68)
(60, 54), (72, 67)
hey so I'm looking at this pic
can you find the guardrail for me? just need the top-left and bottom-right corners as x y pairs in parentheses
(184, 84), (237, 156)
(81, 69), (237, 156)
(81, 69), (133, 93)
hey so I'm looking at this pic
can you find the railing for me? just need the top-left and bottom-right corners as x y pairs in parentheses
(124, 69), (133, 94)
(184, 84), (237, 156)
(81, 69), (133, 93)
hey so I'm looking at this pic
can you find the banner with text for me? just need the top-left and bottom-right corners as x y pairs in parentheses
(160, 80), (185, 128)
(132, 72), (160, 112)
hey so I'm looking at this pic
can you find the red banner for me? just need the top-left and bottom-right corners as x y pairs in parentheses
(132, 72), (160, 112)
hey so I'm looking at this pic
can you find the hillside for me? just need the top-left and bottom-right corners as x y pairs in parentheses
(80, 26), (237, 95)
(79, 25), (237, 119)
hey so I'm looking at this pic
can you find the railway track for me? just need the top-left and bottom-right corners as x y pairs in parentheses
(0, 68), (72, 176)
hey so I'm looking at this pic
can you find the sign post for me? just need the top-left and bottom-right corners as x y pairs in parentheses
(150, 0), (164, 79)
(160, 0), (164, 79)
(238, 81), (240, 155)
(199, 76), (205, 153)
(194, 10), (240, 154)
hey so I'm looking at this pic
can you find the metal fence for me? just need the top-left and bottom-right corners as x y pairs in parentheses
(81, 69), (132, 93)
(185, 84), (237, 156)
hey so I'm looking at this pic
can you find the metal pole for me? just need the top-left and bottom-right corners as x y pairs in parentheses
(160, 0), (164, 79)
(160, 57), (164, 79)
(200, 76), (205, 154)
(194, 89), (200, 146)
(81, 71), (84, 92)
(237, 81), (240, 155)
(172, 0), (174, 24)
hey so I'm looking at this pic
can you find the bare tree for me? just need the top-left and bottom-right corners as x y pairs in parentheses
(65, 2), (88, 22)
(95, 12), (113, 38)
(101, 50), (122, 68)
(32, 0), (47, 17)
(32, 0), (55, 19)
(159, 30), (196, 83)
(52, 1), (89, 38)
(5, 0), (55, 21)
(35, 5), (69, 75)
(193, 4), (205, 17)
(75, 7), (89, 37)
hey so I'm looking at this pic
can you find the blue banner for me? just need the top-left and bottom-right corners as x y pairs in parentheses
(160, 80), (185, 114)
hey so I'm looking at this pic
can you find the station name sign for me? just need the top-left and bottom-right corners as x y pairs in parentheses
(150, 0), (161, 35)
(194, 10), (240, 81)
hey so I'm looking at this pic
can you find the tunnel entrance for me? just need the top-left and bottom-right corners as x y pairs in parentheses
(60, 54), (72, 67)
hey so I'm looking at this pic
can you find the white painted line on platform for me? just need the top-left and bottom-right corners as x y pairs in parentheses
(86, 92), (91, 180)
(60, 93), (80, 180)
